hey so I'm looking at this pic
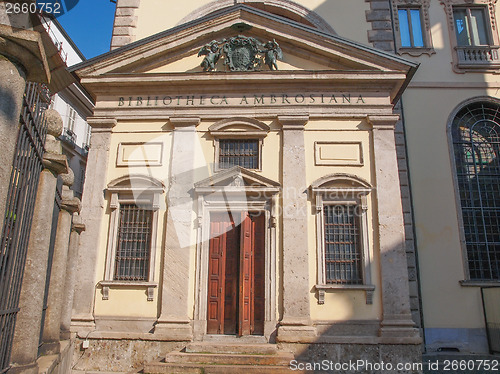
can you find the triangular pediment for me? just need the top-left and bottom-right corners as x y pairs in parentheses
(195, 166), (280, 191)
(71, 5), (416, 78)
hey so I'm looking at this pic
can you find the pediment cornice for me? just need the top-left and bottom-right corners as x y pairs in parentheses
(71, 5), (417, 79)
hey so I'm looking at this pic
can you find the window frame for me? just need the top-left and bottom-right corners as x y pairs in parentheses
(453, 5), (491, 46)
(447, 97), (500, 284)
(392, 0), (435, 56)
(217, 138), (261, 170)
(441, 0), (500, 72)
(209, 118), (270, 172)
(100, 175), (164, 301)
(311, 174), (375, 305)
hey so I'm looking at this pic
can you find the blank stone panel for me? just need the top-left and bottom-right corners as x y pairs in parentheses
(116, 142), (163, 166)
(314, 142), (363, 166)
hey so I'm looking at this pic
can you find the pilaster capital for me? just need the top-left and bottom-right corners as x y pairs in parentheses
(170, 117), (200, 129)
(278, 115), (309, 130)
(367, 115), (400, 130)
(42, 153), (68, 175)
(87, 117), (117, 131)
(0, 24), (50, 83)
(71, 215), (85, 234)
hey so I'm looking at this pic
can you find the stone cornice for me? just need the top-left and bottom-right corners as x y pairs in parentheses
(61, 197), (81, 214)
(0, 24), (50, 83)
(87, 117), (117, 130)
(367, 115), (400, 129)
(278, 115), (309, 129)
(42, 153), (68, 175)
(71, 216), (85, 234)
(170, 117), (201, 128)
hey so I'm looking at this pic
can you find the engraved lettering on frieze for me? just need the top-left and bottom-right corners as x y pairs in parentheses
(198, 35), (283, 71)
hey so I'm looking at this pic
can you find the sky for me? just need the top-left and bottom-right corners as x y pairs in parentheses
(56, 0), (117, 59)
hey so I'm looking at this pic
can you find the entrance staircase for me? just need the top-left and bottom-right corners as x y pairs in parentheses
(141, 341), (304, 373)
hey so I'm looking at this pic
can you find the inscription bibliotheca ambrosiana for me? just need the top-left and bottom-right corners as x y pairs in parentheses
(116, 93), (372, 108)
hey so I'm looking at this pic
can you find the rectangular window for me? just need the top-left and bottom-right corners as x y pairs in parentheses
(453, 6), (490, 46)
(114, 204), (153, 281)
(323, 205), (362, 284)
(219, 139), (259, 169)
(67, 107), (76, 132)
(398, 8), (425, 48)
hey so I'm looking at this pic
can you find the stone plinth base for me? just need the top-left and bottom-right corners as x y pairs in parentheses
(154, 321), (193, 341)
(8, 362), (38, 374)
(276, 325), (317, 343)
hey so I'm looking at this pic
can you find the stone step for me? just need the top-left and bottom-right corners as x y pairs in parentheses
(201, 334), (266, 344)
(143, 362), (309, 374)
(185, 342), (278, 355)
(164, 351), (294, 366)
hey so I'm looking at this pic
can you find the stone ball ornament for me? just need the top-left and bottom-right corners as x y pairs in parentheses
(43, 108), (63, 137)
(61, 168), (75, 187)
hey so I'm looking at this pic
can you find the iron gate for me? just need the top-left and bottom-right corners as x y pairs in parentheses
(0, 83), (49, 373)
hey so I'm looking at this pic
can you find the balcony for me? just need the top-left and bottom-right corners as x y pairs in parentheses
(456, 45), (500, 69)
(60, 128), (76, 145)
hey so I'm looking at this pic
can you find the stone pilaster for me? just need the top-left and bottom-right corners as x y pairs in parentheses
(9, 110), (67, 374)
(0, 58), (26, 232)
(154, 117), (199, 340)
(276, 115), (317, 343)
(60, 214), (84, 340)
(368, 115), (420, 344)
(40, 170), (81, 355)
(111, 0), (140, 50)
(72, 118), (116, 331)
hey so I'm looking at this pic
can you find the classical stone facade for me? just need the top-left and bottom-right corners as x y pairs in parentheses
(68, 2), (428, 371)
(69, 0), (500, 371)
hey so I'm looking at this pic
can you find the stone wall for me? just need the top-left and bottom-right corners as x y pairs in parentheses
(365, 0), (423, 331)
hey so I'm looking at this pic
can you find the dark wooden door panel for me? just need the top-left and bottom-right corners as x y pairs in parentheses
(207, 211), (265, 336)
(224, 223), (239, 335)
(239, 212), (252, 336)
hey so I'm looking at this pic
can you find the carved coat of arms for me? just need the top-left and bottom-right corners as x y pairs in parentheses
(198, 35), (283, 72)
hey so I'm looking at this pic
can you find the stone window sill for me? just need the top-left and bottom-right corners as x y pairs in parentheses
(398, 47), (436, 57)
(315, 284), (375, 305)
(99, 280), (157, 301)
(459, 280), (500, 287)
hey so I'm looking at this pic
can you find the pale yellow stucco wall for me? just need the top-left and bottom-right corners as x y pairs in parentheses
(402, 87), (499, 330)
(92, 116), (380, 323)
(135, 0), (370, 46)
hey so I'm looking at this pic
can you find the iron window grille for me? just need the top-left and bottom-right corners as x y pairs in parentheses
(311, 174), (375, 305)
(218, 139), (259, 169)
(101, 175), (164, 301)
(452, 101), (500, 281)
(114, 203), (153, 281)
(323, 205), (362, 285)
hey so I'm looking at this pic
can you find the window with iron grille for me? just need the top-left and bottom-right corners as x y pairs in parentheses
(114, 204), (153, 281)
(311, 174), (374, 305)
(323, 205), (362, 284)
(452, 101), (500, 281)
(218, 139), (259, 169)
(101, 175), (164, 301)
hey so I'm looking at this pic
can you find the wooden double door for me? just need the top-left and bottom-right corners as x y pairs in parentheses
(207, 211), (265, 336)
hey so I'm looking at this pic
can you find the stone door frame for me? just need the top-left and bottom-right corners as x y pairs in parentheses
(193, 191), (278, 342)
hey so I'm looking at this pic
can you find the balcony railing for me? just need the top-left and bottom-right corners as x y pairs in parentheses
(456, 45), (500, 69)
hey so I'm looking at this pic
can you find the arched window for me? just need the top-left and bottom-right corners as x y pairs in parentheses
(452, 100), (500, 280)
